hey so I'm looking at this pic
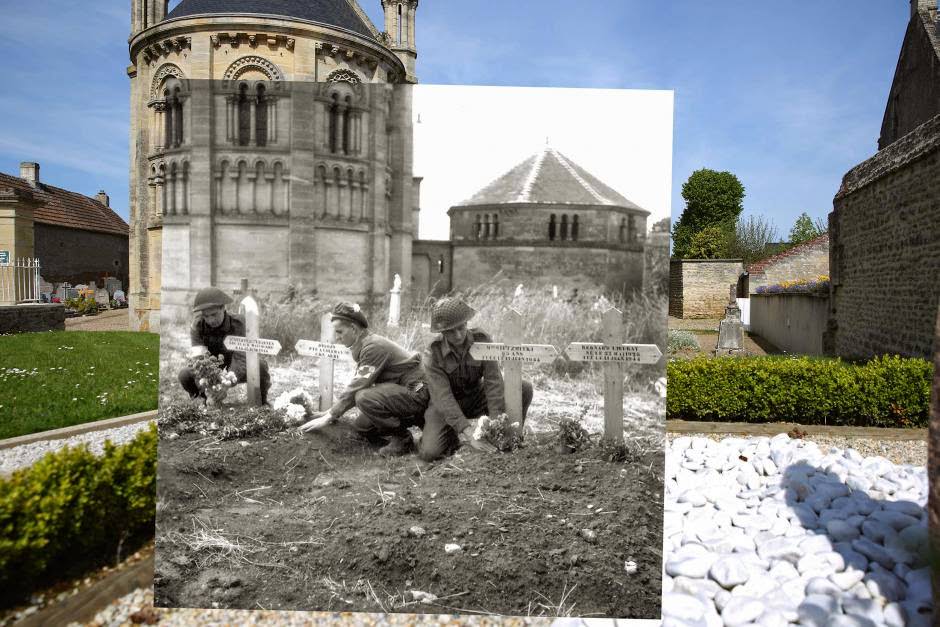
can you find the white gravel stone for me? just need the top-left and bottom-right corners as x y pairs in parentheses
(829, 568), (866, 590)
(709, 556), (750, 589)
(841, 596), (884, 625)
(661, 592), (707, 623)
(882, 602), (907, 627)
(805, 577), (843, 597)
(798, 593), (841, 627)
(827, 519), (860, 542)
(720, 596), (765, 627)
(0, 421), (153, 474)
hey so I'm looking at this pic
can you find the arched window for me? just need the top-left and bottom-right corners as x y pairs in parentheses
(237, 84), (251, 146)
(342, 96), (352, 155)
(398, 3), (403, 45)
(475, 214), (482, 239)
(628, 216), (637, 242)
(437, 255), (445, 274)
(560, 214), (568, 240)
(619, 218), (626, 243)
(255, 84), (267, 147)
(173, 87), (183, 147)
(571, 215), (579, 241)
(549, 214), (556, 240)
(328, 94), (339, 153)
(492, 214), (499, 239)
(164, 90), (174, 148)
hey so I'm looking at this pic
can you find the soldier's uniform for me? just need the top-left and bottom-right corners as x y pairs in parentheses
(177, 287), (272, 404)
(326, 303), (429, 451)
(419, 300), (533, 462)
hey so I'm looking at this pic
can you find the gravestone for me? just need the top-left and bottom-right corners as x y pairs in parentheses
(716, 283), (745, 356)
(223, 295), (282, 406)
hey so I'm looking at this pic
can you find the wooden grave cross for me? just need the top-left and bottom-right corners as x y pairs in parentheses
(223, 294), (282, 406)
(564, 307), (663, 442)
(295, 312), (352, 411)
(468, 308), (559, 428)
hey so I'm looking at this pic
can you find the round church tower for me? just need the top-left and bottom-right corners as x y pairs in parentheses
(447, 147), (649, 295)
(127, 0), (418, 331)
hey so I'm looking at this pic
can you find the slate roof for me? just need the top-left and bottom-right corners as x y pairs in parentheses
(165, 0), (375, 38)
(455, 147), (646, 212)
(0, 172), (129, 237)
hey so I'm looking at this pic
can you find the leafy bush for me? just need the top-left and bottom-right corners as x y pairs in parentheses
(756, 275), (830, 295)
(667, 355), (933, 427)
(0, 425), (156, 607)
(668, 329), (699, 353)
(686, 224), (731, 259)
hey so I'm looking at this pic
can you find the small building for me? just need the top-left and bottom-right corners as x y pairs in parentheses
(412, 147), (649, 300)
(827, 0), (940, 359)
(0, 162), (129, 304)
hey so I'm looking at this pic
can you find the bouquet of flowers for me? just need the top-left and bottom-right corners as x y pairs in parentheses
(273, 387), (318, 423)
(554, 417), (590, 454)
(189, 353), (238, 406)
(474, 413), (522, 452)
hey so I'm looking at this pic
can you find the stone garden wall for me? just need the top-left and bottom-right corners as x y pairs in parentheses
(746, 234), (829, 294)
(668, 259), (744, 319)
(0, 303), (65, 333)
(829, 113), (940, 359)
(750, 293), (829, 355)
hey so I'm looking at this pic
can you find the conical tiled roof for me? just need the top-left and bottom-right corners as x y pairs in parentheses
(165, 0), (375, 39)
(456, 147), (644, 210)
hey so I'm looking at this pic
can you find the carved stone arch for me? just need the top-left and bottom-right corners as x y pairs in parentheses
(223, 56), (283, 82)
(150, 63), (185, 101)
(319, 69), (363, 97)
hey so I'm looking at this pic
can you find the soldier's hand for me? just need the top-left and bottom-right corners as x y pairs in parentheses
(299, 411), (333, 433)
(460, 426), (497, 454)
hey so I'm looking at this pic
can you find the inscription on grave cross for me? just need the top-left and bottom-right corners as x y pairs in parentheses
(223, 294), (282, 405)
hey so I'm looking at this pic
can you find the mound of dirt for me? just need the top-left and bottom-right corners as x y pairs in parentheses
(154, 418), (663, 619)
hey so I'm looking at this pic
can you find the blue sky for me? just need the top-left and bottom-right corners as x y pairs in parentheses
(0, 1), (910, 240)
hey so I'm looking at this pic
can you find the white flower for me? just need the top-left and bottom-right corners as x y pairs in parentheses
(472, 415), (491, 440)
(285, 404), (307, 422)
(351, 303), (361, 312)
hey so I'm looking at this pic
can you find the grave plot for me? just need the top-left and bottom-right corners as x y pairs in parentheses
(154, 306), (665, 618)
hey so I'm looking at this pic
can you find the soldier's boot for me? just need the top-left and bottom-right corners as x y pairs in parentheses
(379, 434), (415, 457)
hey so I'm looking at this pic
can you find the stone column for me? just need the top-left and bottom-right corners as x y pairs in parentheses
(249, 98), (257, 145)
(267, 97), (277, 144)
(226, 96), (235, 143)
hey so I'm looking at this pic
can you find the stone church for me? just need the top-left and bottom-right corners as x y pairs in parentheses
(412, 146), (650, 300)
(127, 0), (419, 331)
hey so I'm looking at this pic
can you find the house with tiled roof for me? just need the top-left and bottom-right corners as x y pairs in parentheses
(0, 162), (129, 296)
(745, 233), (829, 294)
(412, 146), (650, 298)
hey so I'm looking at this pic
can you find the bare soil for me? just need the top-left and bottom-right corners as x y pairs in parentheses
(154, 419), (663, 619)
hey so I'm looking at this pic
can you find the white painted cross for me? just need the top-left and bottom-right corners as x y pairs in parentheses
(223, 295), (282, 406)
(294, 312), (351, 411)
(469, 308), (558, 429)
(564, 307), (663, 442)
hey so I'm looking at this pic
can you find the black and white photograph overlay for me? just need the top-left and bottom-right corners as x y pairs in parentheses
(153, 80), (673, 620)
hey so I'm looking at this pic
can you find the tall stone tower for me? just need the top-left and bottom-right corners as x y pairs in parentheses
(126, 0), (418, 332)
(382, 0), (419, 82)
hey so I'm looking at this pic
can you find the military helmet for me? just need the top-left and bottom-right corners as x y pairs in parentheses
(331, 301), (368, 328)
(192, 286), (232, 312)
(430, 297), (477, 333)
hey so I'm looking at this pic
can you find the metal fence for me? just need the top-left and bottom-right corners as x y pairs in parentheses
(0, 257), (41, 305)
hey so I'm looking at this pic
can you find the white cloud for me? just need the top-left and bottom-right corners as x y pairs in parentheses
(413, 84), (674, 240)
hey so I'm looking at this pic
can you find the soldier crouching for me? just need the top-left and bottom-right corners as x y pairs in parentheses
(299, 302), (429, 457)
(419, 297), (533, 462)
(178, 286), (272, 405)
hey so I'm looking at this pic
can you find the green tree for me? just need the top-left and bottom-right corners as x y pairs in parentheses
(726, 215), (779, 265)
(672, 168), (745, 257)
(686, 224), (729, 259)
(789, 212), (824, 244)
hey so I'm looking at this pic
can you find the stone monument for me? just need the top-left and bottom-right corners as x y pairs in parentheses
(716, 284), (745, 356)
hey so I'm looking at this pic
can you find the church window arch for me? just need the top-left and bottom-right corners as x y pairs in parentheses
(474, 214), (482, 239)
(619, 217), (626, 243)
(223, 56), (283, 82)
(571, 214), (579, 241)
(342, 96), (352, 155)
(329, 94), (339, 154)
(628, 215), (637, 243)
(438, 255), (445, 274)
(549, 213), (557, 240)
(255, 84), (268, 147)
(492, 214), (499, 239)
(398, 3), (403, 45)
(560, 214), (568, 240)
(237, 83), (251, 146)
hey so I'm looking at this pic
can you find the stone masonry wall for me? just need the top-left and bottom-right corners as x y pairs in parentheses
(0, 304), (65, 333)
(35, 224), (128, 290)
(669, 259), (744, 319)
(829, 113), (940, 359)
(747, 235), (829, 294)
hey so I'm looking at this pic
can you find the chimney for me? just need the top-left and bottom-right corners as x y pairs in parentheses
(96, 190), (110, 207)
(19, 162), (39, 187)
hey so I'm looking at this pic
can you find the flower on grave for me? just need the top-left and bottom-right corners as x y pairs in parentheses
(273, 387), (317, 422)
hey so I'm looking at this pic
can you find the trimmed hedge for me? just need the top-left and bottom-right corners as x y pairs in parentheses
(667, 355), (933, 427)
(0, 424), (156, 608)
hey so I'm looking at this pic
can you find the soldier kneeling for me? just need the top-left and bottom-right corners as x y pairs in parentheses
(299, 302), (429, 457)
(178, 287), (272, 405)
(419, 298), (533, 462)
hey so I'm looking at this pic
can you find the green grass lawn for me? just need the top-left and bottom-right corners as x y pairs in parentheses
(0, 331), (159, 440)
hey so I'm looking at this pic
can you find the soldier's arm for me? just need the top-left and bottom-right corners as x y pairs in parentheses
(188, 321), (208, 358)
(477, 331), (507, 415)
(425, 349), (472, 433)
(329, 343), (389, 419)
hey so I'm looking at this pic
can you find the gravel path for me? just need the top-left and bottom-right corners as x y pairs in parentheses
(0, 421), (153, 476)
